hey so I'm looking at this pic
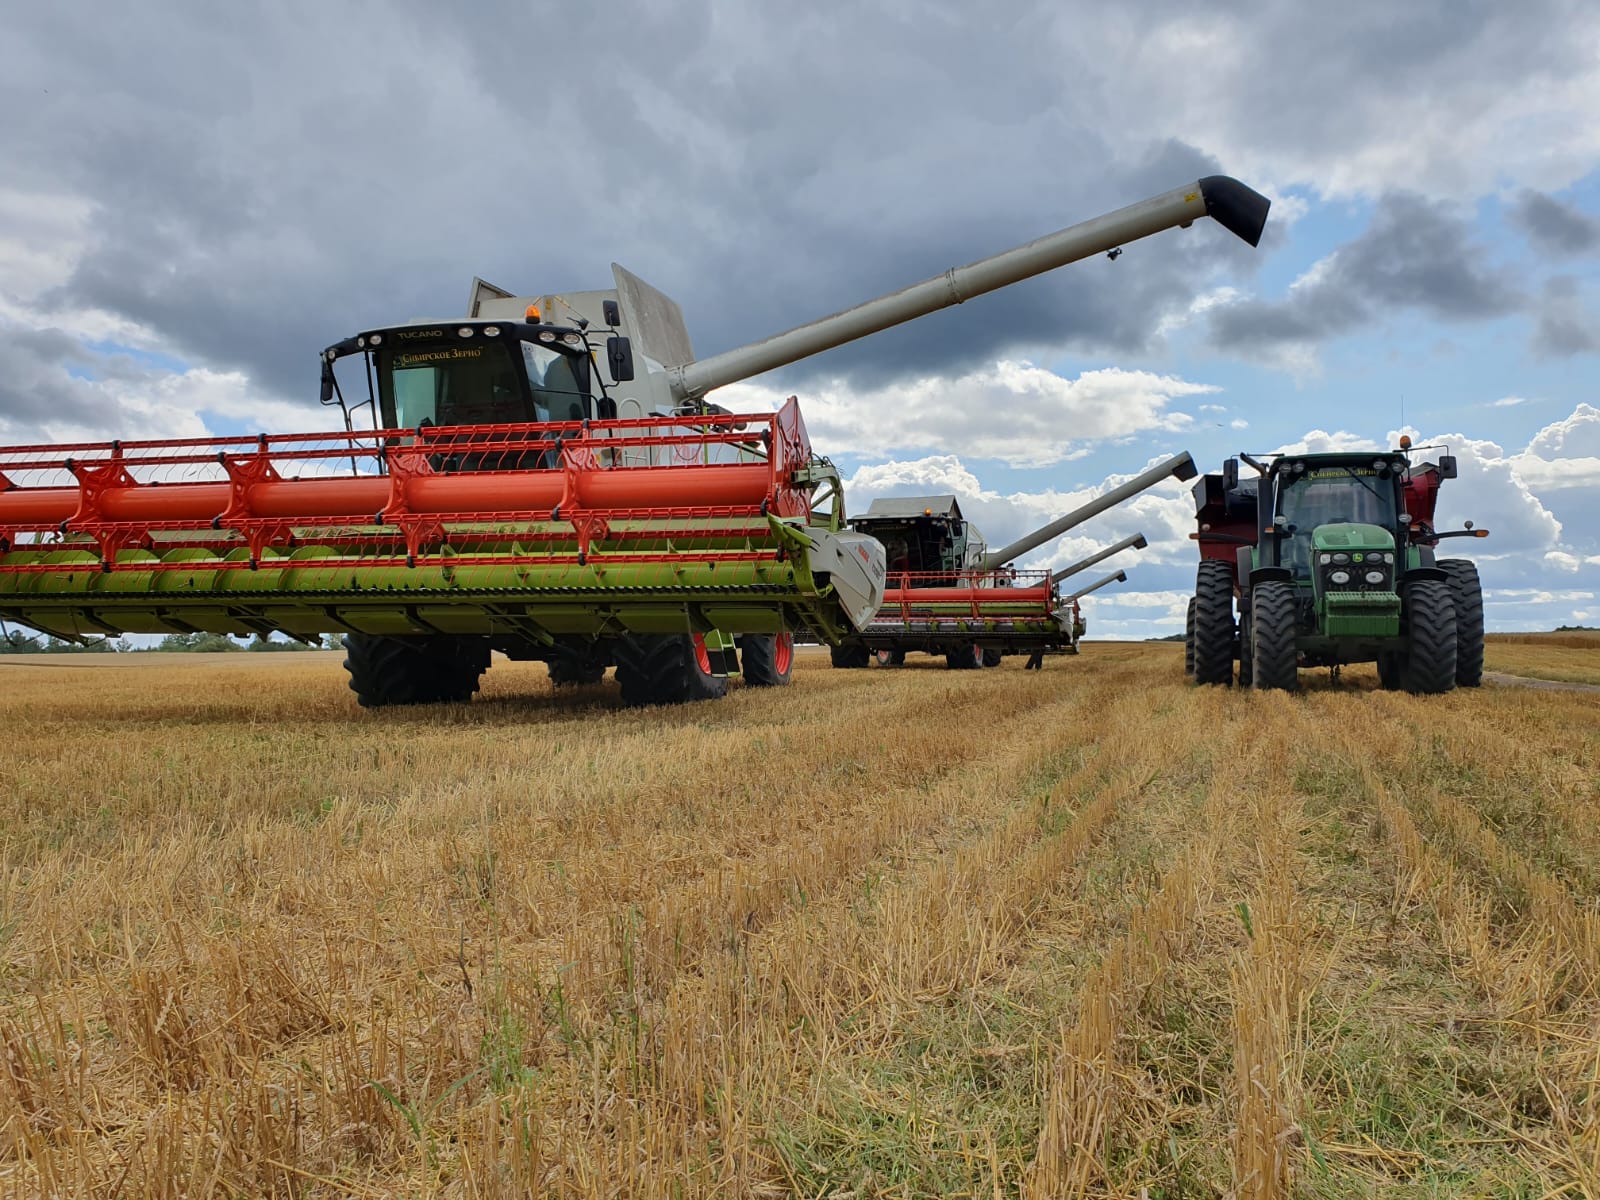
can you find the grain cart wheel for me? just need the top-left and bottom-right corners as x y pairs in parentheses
(740, 633), (794, 687)
(1191, 560), (1237, 686)
(829, 642), (872, 669)
(1249, 582), (1299, 692)
(1184, 597), (1196, 675)
(614, 633), (729, 707)
(875, 649), (906, 666)
(343, 633), (490, 708)
(1439, 559), (1485, 687)
(982, 648), (1003, 668)
(1399, 580), (1458, 695)
(946, 643), (983, 670)
(547, 650), (606, 686)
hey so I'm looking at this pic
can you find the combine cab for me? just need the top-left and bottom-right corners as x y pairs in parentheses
(0, 175), (1270, 706)
(1186, 440), (1488, 693)
(833, 458), (1186, 669)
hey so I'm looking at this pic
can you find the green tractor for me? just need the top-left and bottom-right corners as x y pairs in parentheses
(1186, 440), (1487, 693)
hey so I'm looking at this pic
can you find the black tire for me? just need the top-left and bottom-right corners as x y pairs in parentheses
(614, 634), (728, 707)
(1184, 597), (1196, 676)
(981, 648), (1003, 668)
(1400, 580), (1458, 695)
(547, 651), (605, 686)
(945, 643), (983, 670)
(829, 642), (872, 669)
(1237, 610), (1254, 690)
(875, 648), (906, 667)
(1439, 559), (1484, 687)
(1377, 652), (1403, 690)
(740, 633), (794, 687)
(342, 633), (490, 708)
(1192, 560), (1237, 686)
(1249, 581), (1299, 692)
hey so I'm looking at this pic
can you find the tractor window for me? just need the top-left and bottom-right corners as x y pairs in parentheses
(379, 342), (529, 429)
(1278, 471), (1397, 575)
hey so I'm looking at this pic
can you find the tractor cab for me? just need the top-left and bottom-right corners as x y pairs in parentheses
(1258, 454), (1408, 584)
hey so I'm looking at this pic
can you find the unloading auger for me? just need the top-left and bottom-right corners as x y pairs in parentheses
(0, 176), (1268, 706)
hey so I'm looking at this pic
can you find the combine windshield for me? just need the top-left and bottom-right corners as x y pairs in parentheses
(377, 340), (589, 428)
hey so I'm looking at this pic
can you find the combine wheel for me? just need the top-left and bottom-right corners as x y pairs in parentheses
(342, 633), (490, 708)
(829, 643), (872, 669)
(981, 648), (1003, 668)
(740, 633), (794, 687)
(945, 643), (983, 670)
(1249, 582), (1298, 691)
(1191, 560), (1237, 686)
(1439, 559), (1484, 687)
(1184, 597), (1196, 675)
(1400, 580), (1458, 695)
(614, 634), (729, 707)
(875, 649), (906, 666)
(547, 650), (605, 686)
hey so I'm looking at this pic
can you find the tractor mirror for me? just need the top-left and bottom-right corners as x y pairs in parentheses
(1437, 454), (1458, 479)
(319, 360), (335, 405)
(1222, 457), (1239, 493)
(606, 335), (635, 382)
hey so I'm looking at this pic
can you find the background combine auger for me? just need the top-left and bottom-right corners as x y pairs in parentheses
(0, 175), (1269, 708)
(1184, 438), (1488, 693)
(831, 458), (1184, 670)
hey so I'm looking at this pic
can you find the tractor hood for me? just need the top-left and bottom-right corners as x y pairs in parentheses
(1311, 524), (1394, 553)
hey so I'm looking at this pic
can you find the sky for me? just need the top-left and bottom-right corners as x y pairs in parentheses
(3, 1), (1598, 637)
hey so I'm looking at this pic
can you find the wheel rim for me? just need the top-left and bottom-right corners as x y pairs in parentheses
(692, 633), (712, 675)
(876, 649), (892, 666)
(971, 643), (982, 666)
(774, 632), (794, 674)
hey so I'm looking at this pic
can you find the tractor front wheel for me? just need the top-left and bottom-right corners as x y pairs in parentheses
(1249, 582), (1299, 691)
(1191, 560), (1237, 686)
(740, 633), (794, 687)
(1439, 559), (1484, 687)
(343, 633), (490, 708)
(1400, 580), (1458, 695)
(615, 634), (729, 707)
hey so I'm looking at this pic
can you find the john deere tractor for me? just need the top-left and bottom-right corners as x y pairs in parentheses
(1186, 440), (1487, 693)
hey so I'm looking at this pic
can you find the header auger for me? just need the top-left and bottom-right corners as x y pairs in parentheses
(0, 175), (1269, 706)
(1185, 440), (1487, 693)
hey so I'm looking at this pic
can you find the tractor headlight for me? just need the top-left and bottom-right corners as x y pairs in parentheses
(1365, 570), (1385, 584)
(1320, 553), (1332, 565)
(1332, 552), (1349, 564)
(1330, 569), (1351, 585)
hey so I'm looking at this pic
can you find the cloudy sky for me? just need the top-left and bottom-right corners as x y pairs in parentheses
(4, 2), (1599, 635)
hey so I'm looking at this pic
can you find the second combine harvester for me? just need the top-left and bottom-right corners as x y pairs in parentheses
(0, 178), (1269, 706)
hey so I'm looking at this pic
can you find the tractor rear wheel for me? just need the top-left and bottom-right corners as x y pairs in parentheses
(1191, 560), (1237, 686)
(1439, 559), (1484, 687)
(1184, 597), (1196, 675)
(547, 649), (605, 686)
(1237, 610), (1254, 689)
(829, 642), (872, 669)
(1400, 580), (1458, 695)
(1249, 582), (1299, 691)
(740, 633), (794, 687)
(614, 634), (729, 706)
(343, 633), (490, 708)
(946, 643), (983, 670)
(981, 648), (1003, 668)
(1377, 652), (1403, 690)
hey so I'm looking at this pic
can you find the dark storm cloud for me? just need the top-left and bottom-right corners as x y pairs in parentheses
(1510, 190), (1600, 255)
(1208, 193), (1520, 355)
(1532, 276), (1600, 357)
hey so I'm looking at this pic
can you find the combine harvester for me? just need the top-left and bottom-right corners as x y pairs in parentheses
(1185, 438), (1487, 692)
(831, 464), (1175, 670)
(0, 177), (1269, 707)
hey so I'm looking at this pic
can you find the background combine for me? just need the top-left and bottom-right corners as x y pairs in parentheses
(831, 459), (1180, 670)
(1185, 438), (1488, 692)
(0, 176), (1270, 706)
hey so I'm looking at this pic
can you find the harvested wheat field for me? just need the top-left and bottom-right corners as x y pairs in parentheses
(2, 639), (1598, 1198)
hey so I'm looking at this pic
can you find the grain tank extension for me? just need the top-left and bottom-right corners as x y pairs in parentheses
(0, 177), (1269, 706)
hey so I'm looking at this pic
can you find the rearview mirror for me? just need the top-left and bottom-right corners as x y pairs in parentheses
(319, 360), (335, 405)
(1222, 456), (1239, 493)
(607, 335), (635, 382)
(1437, 454), (1458, 479)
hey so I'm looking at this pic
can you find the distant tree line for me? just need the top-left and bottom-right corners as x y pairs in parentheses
(0, 630), (342, 653)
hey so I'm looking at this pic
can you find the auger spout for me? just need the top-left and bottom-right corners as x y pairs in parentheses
(980, 454), (1195, 571)
(1068, 570), (1128, 601)
(668, 177), (1270, 402)
(1051, 534), (1148, 585)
